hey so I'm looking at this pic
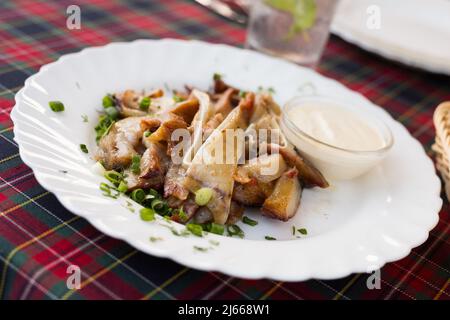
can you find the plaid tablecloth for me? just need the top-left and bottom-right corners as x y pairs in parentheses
(0, 0), (449, 300)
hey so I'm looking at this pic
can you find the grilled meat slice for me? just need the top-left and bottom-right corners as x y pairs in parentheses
(164, 164), (189, 200)
(232, 178), (274, 207)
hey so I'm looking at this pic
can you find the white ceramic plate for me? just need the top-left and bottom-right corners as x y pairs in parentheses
(11, 39), (442, 281)
(332, 0), (450, 75)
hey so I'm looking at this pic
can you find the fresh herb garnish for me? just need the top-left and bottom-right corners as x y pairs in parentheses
(193, 246), (209, 252)
(99, 182), (120, 199)
(265, 236), (276, 240)
(81, 114), (88, 122)
(117, 180), (128, 193)
(104, 170), (122, 185)
(102, 94), (115, 108)
(195, 187), (213, 206)
(173, 95), (185, 103)
(242, 216), (258, 226)
(80, 144), (88, 154)
(131, 154), (141, 174)
(49, 101), (64, 112)
(139, 97), (151, 111)
(130, 188), (146, 203)
(292, 226), (296, 235)
(104, 106), (119, 119)
(209, 240), (220, 246)
(186, 223), (204, 237)
(298, 228), (308, 235)
(227, 224), (244, 238)
(140, 208), (155, 221)
(204, 222), (225, 235)
(239, 90), (247, 98)
(144, 130), (151, 137)
(177, 206), (188, 222)
(95, 114), (115, 143)
(213, 73), (222, 81)
(149, 236), (163, 242)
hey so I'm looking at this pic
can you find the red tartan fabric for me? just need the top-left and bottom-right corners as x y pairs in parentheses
(0, 0), (448, 300)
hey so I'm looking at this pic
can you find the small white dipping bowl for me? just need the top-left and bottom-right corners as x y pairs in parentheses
(280, 95), (394, 181)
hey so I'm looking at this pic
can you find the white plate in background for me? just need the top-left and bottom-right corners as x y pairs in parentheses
(332, 0), (450, 75)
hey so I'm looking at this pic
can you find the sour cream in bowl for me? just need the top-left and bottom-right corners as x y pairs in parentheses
(280, 96), (394, 181)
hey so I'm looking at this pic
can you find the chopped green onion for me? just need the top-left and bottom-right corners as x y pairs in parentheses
(148, 189), (159, 198)
(242, 216), (258, 226)
(139, 97), (151, 111)
(80, 144), (88, 154)
(102, 95), (114, 108)
(193, 246), (208, 252)
(144, 130), (151, 137)
(227, 224), (244, 238)
(186, 223), (203, 237)
(104, 170), (122, 185)
(104, 106), (119, 119)
(81, 114), (88, 122)
(131, 154), (141, 174)
(178, 206), (187, 222)
(130, 189), (146, 203)
(173, 95), (185, 103)
(239, 90), (246, 98)
(292, 226), (296, 235)
(265, 236), (276, 240)
(49, 101), (64, 112)
(213, 73), (222, 81)
(298, 228), (308, 235)
(99, 182), (119, 199)
(151, 199), (165, 212)
(117, 180), (128, 193)
(207, 223), (224, 235)
(95, 114), (115, 143)
(140, 208), (155, 221)
(195, 187), (213, 206)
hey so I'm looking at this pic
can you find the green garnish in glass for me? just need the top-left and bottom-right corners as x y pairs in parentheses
(49, 101), (64, 112)
(265, 0), (317, 39)
(80, 144), (88, 154)
(140, 97), (151, 111)
(102, 95), (114, 108)
(195, 187), (213, 206)
(140, 208), (155, 221)
(186, 223), (204, 237)
(242, 216), (258, 226)
(131, 154), (141, 174)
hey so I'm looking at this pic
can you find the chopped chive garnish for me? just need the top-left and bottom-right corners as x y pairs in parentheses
(139, 97), (151, 111)
(151, 199), (165, 213)
(213, 73), (222, 81)
(144, 130), (151, 137)
(242, 216), (258, 226)
(140, 208), (155, 221)
(130, 189), (146, 203)
(178, 206), (187, 222)
(298, 228), (308, 235)
(195, 187), (213, 206)
(104, 170), (122, 185)
(81, 114), (88, 122)
(292, 226), (296, 235)
(227, 224), (244, 238)
(239, 90), (246, 98)
(49, 101), (64, 112)
(99, 182), (120, 199)
(207, 223), (225, 235)
(104, 106), (119, 119)
(265, 236), (276, 240)
(193, 246), (209, 252)
(117, 180), (128, 193)
(80, 144), (88, 153)
(149, 236), (163, 242)
(209, 240), (220, 246)
(173, 95), (185, 103)
(102, 95), (114, 108)
(131, 154), (141, 174)
(186, 223), (203, 237)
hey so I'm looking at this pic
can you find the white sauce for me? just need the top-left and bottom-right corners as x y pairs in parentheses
(287, 104), (385, 151)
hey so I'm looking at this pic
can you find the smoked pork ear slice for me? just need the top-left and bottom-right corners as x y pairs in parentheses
(184, 95), (253, 224)
(182, 89), (214, 167)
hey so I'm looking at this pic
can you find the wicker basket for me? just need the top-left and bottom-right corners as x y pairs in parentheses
(432, 101), (450, 200)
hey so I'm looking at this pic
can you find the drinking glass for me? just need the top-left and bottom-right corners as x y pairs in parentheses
(246, 0), (339, 67)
